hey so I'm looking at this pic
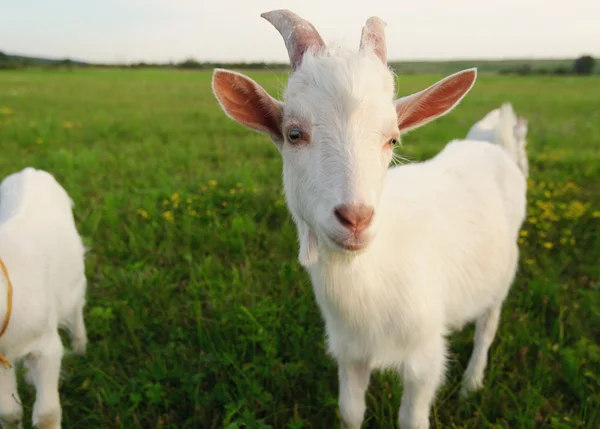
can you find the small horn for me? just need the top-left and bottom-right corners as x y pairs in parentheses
(261, 9), (326, 71)
(359, 17), (387, 64)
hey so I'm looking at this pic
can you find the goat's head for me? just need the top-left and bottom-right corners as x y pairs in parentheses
(212, 9), (477, 265)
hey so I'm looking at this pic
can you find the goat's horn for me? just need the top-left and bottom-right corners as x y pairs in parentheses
(261, 9), (326, 71)
(359, 17), (387, 65)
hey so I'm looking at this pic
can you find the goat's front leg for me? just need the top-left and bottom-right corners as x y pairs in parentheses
(26, 332), (64, 429)
(0, 366), (23, 429)
(399, 336), (446, 429)
(338, 361), (371, 429)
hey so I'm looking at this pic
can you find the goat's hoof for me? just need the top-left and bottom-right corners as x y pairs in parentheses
(460, 379), (483, 398)
(71, 338), (87, 356)
(32, 409), (61, 429)
(0, 412), (24, 429)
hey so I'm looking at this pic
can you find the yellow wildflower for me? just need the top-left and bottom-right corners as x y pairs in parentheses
(162, 211), (174, 222)
(222, 201), (228, 207)
(236, 182), (242, 188)
(563, 182), (579, 191)
(171, 193), (180, 201)
(592, 211), (600, 218)
(565, 201), (586, 219)
(209, 180), (217, 186)
(229, 189), (236, 194)
(520, 230), (529, 237)
(137, 209), (149, 219)
(543, 242), (553, 249)
(36, 138), (44, 145)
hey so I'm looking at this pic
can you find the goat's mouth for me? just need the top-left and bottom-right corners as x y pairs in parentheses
(328, 235), (370, 253)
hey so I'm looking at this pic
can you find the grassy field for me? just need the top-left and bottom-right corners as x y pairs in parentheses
(0, 68), (599, 429)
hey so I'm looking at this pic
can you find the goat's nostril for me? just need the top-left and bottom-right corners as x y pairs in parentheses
(334, 207), (354, 228)
(334, 204), (375, 233)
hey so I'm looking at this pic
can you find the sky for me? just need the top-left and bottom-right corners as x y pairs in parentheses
(1, 0), (599, 64)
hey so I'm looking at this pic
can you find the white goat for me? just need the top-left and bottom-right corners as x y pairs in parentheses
(212, 10), (526, 429)
(0, 167), (88, 429)
(466, 102), (529, 177)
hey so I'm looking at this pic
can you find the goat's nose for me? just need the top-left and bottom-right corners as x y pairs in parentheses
(334, 204), (374, 235)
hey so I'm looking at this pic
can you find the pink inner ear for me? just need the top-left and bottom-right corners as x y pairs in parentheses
(213, 71), (283, 141)
(398, 70), (476, 132)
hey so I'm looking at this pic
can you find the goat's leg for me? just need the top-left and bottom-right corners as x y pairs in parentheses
(461, 305), (501, 396)
(338, 361), (371, 429)
(70, 294), (87, 355)
(26, 332), (63, 429)
(0, 366), (23, 429)
(399, 336), (446, 429)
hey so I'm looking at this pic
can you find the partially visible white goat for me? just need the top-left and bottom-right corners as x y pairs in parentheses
(0, 167), (88, 429)
(212, 10), (526, 429)
(466, 102), (529, 177)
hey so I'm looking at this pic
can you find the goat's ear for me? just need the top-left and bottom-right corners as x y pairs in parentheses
(515, 117), (528, 142)
(395, 68), (477, 133)
(212, 68), (284, 145)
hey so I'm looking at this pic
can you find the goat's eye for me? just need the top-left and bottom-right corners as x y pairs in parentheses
(388, 138), (398, 146)
(288, 128), (303, 143)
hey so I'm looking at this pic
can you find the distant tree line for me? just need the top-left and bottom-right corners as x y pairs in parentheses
(1, 51), (596, 75)
(122, 58), (290, 71)
(0, 52), (87, 70)
(499, 55), (596, 76)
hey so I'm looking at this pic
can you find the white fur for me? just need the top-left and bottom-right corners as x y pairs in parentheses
(0, 167), (88, 429)
(466, 102), (529, 177)
(311, 140), (526, 428)
(212, 12), (526, 428)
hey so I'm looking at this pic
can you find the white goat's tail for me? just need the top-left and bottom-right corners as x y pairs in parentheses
(496, 103), (529, 177)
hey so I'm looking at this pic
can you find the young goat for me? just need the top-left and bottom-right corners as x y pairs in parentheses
(212, 10), (526, 429)
(0, 167), (88, 429)
(466, 102), (529, 177)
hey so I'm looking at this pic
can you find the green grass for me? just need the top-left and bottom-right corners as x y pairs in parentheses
(0, 68), (599, 429)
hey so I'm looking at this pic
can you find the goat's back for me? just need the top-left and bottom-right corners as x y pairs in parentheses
(380, 140), (526, 328)
(435, 139), (527, 236)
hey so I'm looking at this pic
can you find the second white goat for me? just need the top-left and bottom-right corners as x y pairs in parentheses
(466, 102), (529, 177)
(0, 167), (88, 429)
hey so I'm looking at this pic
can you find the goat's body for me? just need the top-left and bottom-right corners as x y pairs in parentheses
(309, 141), (526, 427)
(0, 167), (87, 429)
